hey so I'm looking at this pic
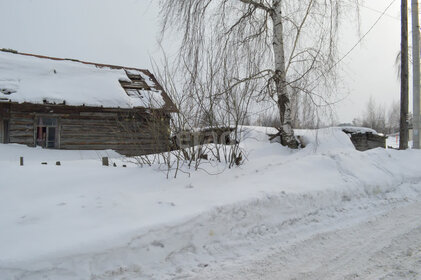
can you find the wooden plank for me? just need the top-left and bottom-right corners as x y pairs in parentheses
(8, 124), (34, 130)
(60, 124), (119, 130)
(60, 128), (161, 137)
(60, 121), (150, 127)
(9, 136), (34, 145)
(60, 143), (168, 148)
(9, 119), (34, 125)
(61, 116), (117, 121)
(60, 132), (121, 138)
(60, 120), (117, 126)
(10, 102), (159, 114)
(9, 131), (33, 137)
(120, 81), (150, 90)
(59, 140), (167, 146)
(60, 132), (158, 138)
(79, 112), (118, 118)
(60, 127), (121, 133)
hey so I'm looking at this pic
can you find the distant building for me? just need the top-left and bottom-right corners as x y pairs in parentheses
(0, 50), (177, 155)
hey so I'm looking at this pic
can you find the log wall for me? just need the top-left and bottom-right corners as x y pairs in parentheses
(8, 111), (34, 146)
(1, 103), (171, 156)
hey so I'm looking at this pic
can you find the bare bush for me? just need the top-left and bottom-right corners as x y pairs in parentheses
(352, 97), (400, 135)
(123, 47), (256, 177)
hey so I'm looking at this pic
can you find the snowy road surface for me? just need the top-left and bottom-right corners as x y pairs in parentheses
(193, 194), (421, 280)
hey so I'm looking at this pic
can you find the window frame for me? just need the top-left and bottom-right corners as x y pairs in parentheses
(35, 116), (60, 149)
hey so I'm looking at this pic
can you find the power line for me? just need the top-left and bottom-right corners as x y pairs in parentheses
(361, 5), (399, 21)
(344, 0), (400, 21)
(313, 0), (397, 85)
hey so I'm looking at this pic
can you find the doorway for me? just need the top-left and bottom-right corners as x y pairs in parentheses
(0, 120), (3, 143)
(0, 120), (8, 144)
(36, 117), (58, 148)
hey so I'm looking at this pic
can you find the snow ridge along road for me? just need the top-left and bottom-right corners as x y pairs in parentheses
(193, 184), (421, 280)
(2, 180), (421, 279)
(1, 127), (421, 279)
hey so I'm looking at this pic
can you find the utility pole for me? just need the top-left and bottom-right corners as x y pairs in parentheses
(400, 0), (409, 150)
(412, 0), (420, 149)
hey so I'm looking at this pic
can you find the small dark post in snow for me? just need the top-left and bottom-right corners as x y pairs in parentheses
(56, 161), (61, 166)
(113, 163), (117, 167)
(20, 157), (24, 166)
(102, 157), (109, 166)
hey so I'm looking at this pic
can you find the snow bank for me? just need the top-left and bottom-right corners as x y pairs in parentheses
(239, 126), (356, 154)
(0, 51), (164, 109)
(0, 143), (121, 164)
(1, 126), (421, 279)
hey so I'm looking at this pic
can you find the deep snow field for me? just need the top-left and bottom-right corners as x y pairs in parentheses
(1, 127), (421, 279)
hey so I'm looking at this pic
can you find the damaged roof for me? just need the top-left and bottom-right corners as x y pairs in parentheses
(0, 49), (177, 112)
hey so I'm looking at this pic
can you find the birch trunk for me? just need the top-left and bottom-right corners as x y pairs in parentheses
(272, 0), (298, 148)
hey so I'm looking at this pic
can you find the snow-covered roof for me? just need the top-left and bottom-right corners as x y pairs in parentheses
(340, 126), (380, 135)
(0, 50), (176, 111)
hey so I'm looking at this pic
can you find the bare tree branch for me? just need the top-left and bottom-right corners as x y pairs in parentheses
(158, 0), (361, 149)
(238, 0), (273, 14)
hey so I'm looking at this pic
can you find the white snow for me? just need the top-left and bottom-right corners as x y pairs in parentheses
(125, 69), (156, 88)
(386, 132), (413, 149)
(1, 126), (421, 279)
(0, 51), (165, 109)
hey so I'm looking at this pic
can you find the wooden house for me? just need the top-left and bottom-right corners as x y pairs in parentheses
(0, 50), (177, 156)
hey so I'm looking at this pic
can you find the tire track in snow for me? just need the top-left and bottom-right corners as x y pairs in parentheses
(192, 194), (421, 280)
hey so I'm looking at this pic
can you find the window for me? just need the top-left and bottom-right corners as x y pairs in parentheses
(36, 117), (58, 148)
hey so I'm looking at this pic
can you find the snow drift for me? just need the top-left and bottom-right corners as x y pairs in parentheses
(1, 126), (421, 279)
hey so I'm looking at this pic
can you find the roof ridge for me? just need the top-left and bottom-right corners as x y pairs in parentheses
(0, 48), (149, 73)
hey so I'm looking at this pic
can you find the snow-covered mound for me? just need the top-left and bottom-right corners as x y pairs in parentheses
(240, 126), (356, 154)
(0, 143), (121, 166)
(1, 126), (421, 279)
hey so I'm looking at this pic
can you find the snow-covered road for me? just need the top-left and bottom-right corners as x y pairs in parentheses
(192, 187), (421, 280)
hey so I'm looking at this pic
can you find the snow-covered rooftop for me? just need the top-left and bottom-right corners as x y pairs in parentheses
(0, 50), (176, 110)
(340, 126), (382, 135)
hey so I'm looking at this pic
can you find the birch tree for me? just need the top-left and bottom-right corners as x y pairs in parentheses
(159, 0), (359, 148)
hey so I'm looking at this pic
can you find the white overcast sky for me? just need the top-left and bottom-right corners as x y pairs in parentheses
(0, 0), (405, 123)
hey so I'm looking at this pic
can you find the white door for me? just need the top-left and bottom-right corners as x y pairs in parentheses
(0, 120), (3, 143)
